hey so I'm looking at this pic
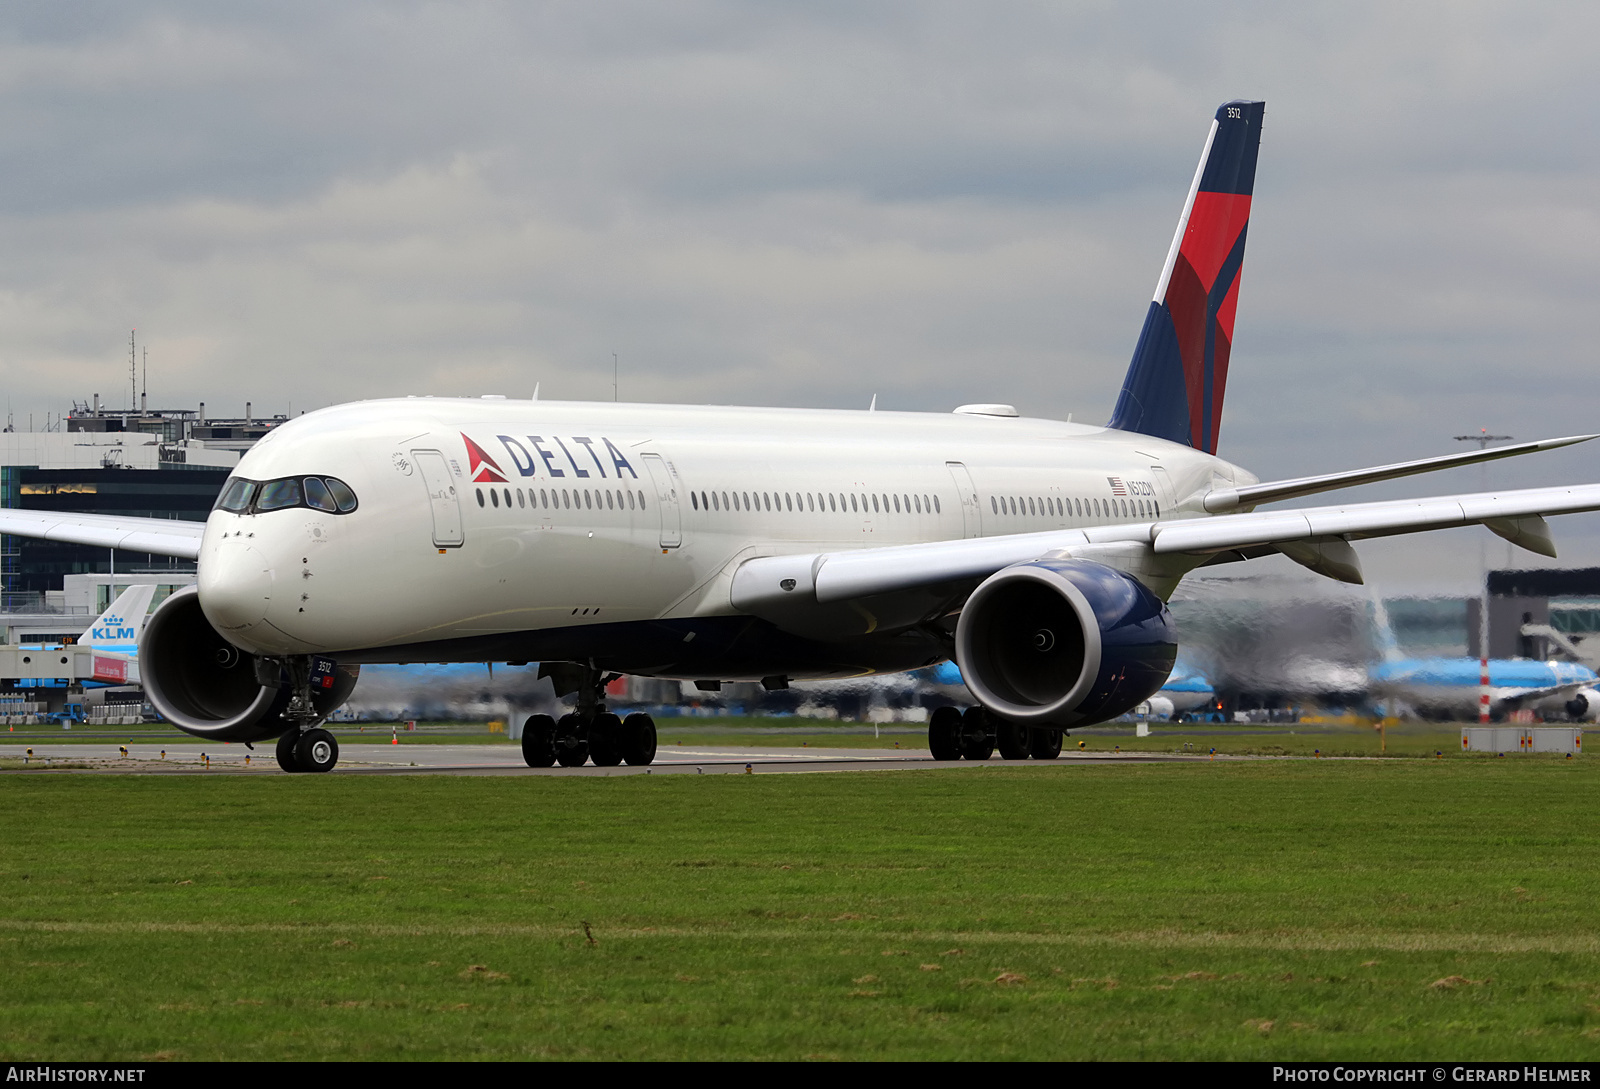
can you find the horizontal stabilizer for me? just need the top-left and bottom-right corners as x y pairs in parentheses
(1203, 434), (1598, 512)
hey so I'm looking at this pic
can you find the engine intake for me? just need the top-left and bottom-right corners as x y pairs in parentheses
(139, 586), (357, 741)
(955, 559), (1176, 726)
(1566, 690), (1598, 721)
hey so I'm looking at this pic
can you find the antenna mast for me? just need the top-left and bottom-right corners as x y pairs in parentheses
(129, 330), (137, 410)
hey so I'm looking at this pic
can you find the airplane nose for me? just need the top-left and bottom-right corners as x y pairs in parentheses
(199, 544), (273, 633)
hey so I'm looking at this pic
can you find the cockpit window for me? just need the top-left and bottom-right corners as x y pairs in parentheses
(214, 477), (256, 513)
(303, 476), (337, 512)
(325, 477), (358, 512)
(213, 476), (360, 516)
(256, 478), (302, 511)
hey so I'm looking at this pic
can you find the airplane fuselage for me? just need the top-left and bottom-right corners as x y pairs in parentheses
(1371, 657), (1598, 718)
(198, 398), (1246, 679)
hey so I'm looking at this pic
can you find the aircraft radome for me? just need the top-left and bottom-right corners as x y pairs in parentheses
(5, 100), (1599, 773)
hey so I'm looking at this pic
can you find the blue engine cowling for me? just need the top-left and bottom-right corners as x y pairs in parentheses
(954, 559), (1176, 726)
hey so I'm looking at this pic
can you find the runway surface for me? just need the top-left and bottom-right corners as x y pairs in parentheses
(2, 739), (1228, 775)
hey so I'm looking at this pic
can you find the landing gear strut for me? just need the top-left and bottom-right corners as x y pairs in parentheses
(522, 663), (657, 769)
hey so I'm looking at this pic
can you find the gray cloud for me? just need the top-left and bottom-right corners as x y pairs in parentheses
(0, 1), (1596, 592)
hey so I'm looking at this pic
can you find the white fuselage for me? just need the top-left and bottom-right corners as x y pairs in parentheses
(198, 398), (1244, 676)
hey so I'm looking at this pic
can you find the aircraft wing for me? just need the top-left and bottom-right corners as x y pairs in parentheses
(0, 510), (205, 561)
(1202, 434), (1599, 512)
(732, 482), (1600, 611)
(1151, 483), (1600, 555)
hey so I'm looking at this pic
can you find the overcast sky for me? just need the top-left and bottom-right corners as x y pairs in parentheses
(1, 2), (1596, 592)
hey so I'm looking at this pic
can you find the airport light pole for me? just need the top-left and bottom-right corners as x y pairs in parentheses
(1455, 429), (1514, 725)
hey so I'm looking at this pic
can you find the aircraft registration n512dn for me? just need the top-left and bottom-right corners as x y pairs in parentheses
(6, 99), (1599, 773)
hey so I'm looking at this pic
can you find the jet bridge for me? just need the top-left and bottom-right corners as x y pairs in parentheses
(0, 646), (139, 714)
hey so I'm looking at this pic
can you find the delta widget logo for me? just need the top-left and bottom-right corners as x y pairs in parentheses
(461, 434), (507, 483)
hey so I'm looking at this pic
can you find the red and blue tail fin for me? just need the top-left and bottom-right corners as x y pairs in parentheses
(1107, 100), (1264, 454)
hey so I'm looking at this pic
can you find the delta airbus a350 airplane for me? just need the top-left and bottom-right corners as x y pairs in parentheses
(6, 100), (1599, 773)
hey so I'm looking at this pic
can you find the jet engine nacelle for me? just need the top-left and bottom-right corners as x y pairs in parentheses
(139, 586), (358, 741)
(955, 559), (1177, 727)
(1139, 696), (1177, 719)
(1565, 688), (1600, 722)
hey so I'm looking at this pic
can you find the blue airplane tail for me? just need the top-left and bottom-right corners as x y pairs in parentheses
(1107, 100), (1264, 455)
(81, 584), (157, 655)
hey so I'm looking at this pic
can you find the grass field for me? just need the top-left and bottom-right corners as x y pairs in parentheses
(3, 757), (1600, 1060)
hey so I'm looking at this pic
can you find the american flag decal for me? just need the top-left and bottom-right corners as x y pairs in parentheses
(1107, 476), (1127, 496)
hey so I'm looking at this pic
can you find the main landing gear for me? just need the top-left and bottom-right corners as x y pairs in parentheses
(274, 656), (342, 773)
(521, 665), (657, 769)
(927, 705), (1062, 762)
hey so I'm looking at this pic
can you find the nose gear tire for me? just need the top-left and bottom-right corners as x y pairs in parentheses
(294, 727), (339, 773)
(275, 730), (303, 773)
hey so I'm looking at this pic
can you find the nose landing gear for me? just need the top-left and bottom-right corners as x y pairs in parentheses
(274, 726), (340, 773)
(274, 655), (343, 773)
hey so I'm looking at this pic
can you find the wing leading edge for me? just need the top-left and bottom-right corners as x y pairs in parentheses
(732, 481), (1600, 615)
(0, 510), (205, 561)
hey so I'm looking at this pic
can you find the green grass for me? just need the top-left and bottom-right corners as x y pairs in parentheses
(3, 760), (1600, 1059)
(1069, 723), (1473, 759)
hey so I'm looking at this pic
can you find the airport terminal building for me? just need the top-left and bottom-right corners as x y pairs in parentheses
(0, 399), (280, 630)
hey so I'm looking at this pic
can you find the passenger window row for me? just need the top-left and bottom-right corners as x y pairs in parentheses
(690, 489), (942, 516)
(476, 485), (647, 513)
(989, 494), (1159, 522)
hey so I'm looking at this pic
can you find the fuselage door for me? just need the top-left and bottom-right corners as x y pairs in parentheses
(946, 461), (982, 538)
(412, 449), (464, 548)
(641, 453), (682, 548)
(1150, 465), (1176, 517)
